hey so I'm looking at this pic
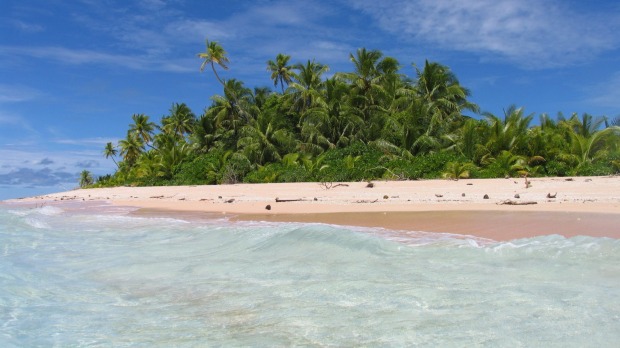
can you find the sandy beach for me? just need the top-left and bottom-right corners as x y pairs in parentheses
(7, 176), (620, 241)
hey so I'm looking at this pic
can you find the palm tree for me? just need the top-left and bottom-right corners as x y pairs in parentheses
(252, 87), (272, 109)
(79, 170), (93, 188)
(190, 111), (220, 153)
(156, 140), (192, 179)
(207, 79), (255, 133)
(442, 161), (477, 180)
(103, 142), (119, 168)
(132, 151), (159, 180)
(415, 60), (478, 134)
(567, 113), (606, 138)
(128, 114), (156, 149)
(482, 150), (527, 178)
(118, 132), (144, 167)
(237, 120), (296, 165)
(564, 126), (620, 167)
(161, 103), (196, 138)
(338, 48), (385, 102)
(197, 38), (230, 87)
(337, 49), (402, 141)
(482, 106), (534, 157)
(267, 53), (294, 94)
(526, 113), (568, 161)
(285, 60), (329, 120)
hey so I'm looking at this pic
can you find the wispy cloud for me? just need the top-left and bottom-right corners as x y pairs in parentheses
(0, 84), (43, 103)
(2, 1), (357, 78)
(0, 111), (37, 134)
(585, 71), (620, 112)
(346, 0), (620, 68)
(53, 137), (119, 147)
(10, 19), (45, 33)
(0, 45), (194, 72)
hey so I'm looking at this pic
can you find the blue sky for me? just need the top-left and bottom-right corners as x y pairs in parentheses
(1, 0), (619, 200)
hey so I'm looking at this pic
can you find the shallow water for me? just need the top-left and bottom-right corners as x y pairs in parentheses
(1, 204), (619, 346)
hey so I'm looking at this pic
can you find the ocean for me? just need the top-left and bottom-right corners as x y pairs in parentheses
(1, 203), (618, 346)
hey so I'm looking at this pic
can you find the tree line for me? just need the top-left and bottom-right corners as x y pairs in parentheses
(86, 39), (620, 188)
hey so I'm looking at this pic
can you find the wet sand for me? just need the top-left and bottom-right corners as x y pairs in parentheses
(237, 210), (620, 241)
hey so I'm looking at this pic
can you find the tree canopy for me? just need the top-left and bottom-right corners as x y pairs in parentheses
(91, 41), (620, 188)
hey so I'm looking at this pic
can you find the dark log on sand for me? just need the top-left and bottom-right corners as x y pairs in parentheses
(275, 198), (306, 202)
(498, 199), (538, 205)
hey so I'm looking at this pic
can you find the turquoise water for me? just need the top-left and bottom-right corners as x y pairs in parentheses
(1, 204), (619, 346)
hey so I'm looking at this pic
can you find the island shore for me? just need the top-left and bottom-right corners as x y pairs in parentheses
(6, 176), (620, 241)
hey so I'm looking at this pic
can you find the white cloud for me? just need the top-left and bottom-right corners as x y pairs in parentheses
(346, 0), (620, 68)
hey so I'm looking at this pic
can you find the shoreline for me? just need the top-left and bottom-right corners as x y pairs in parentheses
(4, 176), (620, 241)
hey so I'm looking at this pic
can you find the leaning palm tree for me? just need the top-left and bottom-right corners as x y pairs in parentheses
(103, 142), (119, 168)
(197, 38), (230, 87)
(267, 53), (294, 94)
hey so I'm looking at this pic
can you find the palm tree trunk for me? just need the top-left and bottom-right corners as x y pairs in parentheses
(211, 62), (226, 87)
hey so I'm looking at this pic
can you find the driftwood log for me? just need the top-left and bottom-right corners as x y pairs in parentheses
(275, 198), (306, 202)
(498, 199), (538, 205)
(355, 199), (379, 203)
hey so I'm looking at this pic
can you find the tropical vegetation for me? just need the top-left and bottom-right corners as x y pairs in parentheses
(90, 40), (620, 188)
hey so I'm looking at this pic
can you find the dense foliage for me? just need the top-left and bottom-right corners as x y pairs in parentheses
(91, 41), (620, 188)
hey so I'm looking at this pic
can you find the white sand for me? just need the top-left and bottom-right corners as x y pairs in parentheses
(9, 176), (620, 240)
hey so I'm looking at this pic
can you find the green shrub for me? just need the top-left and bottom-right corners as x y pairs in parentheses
(544, 160), (571, 177)
(220, 152), (252, 184)
(384, 152), (466, 180)
(173, 153), (221, 185)
(316, 142), (386, 182)
(574, 161), (614, 176)
(244, 163), (313, 183)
